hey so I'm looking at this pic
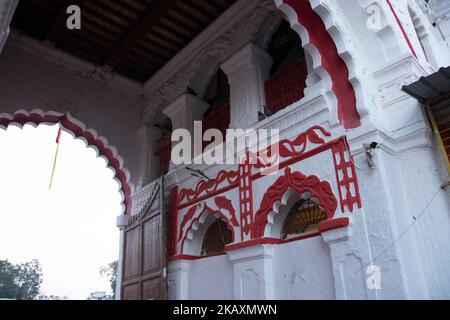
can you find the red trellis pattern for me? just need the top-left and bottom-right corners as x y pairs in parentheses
(331, 138), (362, 212)
(239, 156), (254, 240)
(264, 58), (307, 114)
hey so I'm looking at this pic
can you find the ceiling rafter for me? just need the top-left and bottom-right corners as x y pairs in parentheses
(199, 0), (223, 14)
(162, 14), (197, 35)
(12, 0), (237, 83)
(169, 7), (206, 29)
(104, 0), (179, 68)
(181, 0), (215, 21)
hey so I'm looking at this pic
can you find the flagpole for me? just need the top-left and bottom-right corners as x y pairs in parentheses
(49, 125), (62, 190)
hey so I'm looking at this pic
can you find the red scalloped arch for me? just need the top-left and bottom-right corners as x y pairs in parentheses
(281, 0), (361, 129)
(0, 110), (132, 215)
(253, 167), (338, 238)
(180, 203), (237, 254)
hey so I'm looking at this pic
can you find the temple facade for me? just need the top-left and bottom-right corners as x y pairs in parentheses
(1, 0), (450, 300)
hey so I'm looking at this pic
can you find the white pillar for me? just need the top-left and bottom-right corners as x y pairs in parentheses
(227, 244), (275, 300)
(137, 125), (162, 187)
(221, 43), (272, 129)
(162, 93), (209, 165)
(0, 0), (18, 54)
(167, 260), (190, 300)
(320, 220), (379, 300)
(115, 215), (130, 300)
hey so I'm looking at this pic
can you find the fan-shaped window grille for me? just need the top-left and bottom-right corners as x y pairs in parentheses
(282, 198), (327, 239)
(200, 219), (232, 256)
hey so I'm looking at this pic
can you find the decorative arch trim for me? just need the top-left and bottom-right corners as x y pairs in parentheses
(0, 109), (133, 215)
(276, 0), (360, 129)
(253, 167), (338, 238)
(179, 201), (238, 254)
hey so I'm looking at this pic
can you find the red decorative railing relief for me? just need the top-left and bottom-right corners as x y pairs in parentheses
(264, 58), (307, 114)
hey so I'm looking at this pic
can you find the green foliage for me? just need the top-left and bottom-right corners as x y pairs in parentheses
(0, 259), (43, 300)
(100, 260), (118, 298)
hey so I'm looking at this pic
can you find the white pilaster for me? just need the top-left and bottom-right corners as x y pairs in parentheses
(226, 244), (275, 300)
(221, 43), (272, 129)
(167, 260), (190, 300)
(137, 125), (162, 187)
(162, 93), (209, 133)
(320, 220), (379, 300)
(321, 223), (354, 300)
(162, 93), (209, 165)
(115, 215), (129, 300)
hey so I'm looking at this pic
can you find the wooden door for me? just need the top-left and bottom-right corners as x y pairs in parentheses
(121, 178), (167, 300)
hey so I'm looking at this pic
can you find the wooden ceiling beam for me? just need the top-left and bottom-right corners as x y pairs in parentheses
(162, 15), (198, 35)
(146, 29), (185, 48)
(169, 7), (206, 29)
(145, 33), (179, 53)
(46, 0), (83, 44)
(104, 0), (179, 68)
(198, 0), (223, 14)
(181, 0), (215, 21)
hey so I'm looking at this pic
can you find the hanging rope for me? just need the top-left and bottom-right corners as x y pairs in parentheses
(49, 124), (62, 190)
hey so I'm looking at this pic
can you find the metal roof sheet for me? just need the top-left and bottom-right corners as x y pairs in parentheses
(402, 66), (450, 104)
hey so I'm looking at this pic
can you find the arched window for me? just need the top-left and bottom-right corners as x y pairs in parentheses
(282, 198), (327, 240)
(264, 20), (307, 115)
(200, 219), (232, 256)
(202, 68), (230, 150)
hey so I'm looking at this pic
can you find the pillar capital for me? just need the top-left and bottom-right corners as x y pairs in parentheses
(221, 43), (272, 77)
(221, 43), (272, 129)
(116, 214), (129, 230)
(226, 244), (275, 300)
(162, 93), (209, 130)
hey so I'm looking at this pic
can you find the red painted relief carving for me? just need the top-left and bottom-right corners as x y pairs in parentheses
(214, 196), (239, 227)
(253, 167), (338, 238)
(331, 138), (362, 212)
(278, 125), (331, 157)
(178, 205), (198, 241)
(179, 200), (237, 253)
(177, 169), (239, 205)
(255, 126), (331, 169)
(238, 160), (254, 239)
(173, 125), (362, 252)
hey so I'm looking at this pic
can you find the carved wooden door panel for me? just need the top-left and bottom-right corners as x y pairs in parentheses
(121, 179), (167, 300)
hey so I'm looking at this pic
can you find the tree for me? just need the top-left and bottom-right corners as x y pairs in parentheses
(0, 259), (43, 300)
(100, 260), (118, 299)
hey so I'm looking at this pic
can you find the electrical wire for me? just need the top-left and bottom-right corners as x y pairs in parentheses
(355, 184), (443, 274)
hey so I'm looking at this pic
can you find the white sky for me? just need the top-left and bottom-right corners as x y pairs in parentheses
(0, 123), (122, 300)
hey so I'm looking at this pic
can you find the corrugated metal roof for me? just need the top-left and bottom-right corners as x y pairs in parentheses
(402, 66), (450, 104)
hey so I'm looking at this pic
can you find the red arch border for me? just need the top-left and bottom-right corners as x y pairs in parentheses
(253, 167), (338, 238)
(180, 203), (237, 254)
(280, 0), (360, 129)
(0, 109), (132, 215)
